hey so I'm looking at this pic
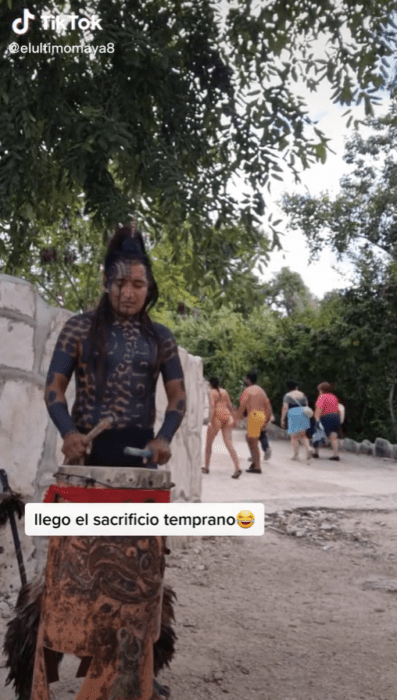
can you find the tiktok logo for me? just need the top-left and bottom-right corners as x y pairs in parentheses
(11, 8), (35, 35)
(11, 8), (103, 35)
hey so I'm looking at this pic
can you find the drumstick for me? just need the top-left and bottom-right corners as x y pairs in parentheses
(63, 417), (113, 465)
(124, 446), (154, 459)
(84, 417), (113, 443)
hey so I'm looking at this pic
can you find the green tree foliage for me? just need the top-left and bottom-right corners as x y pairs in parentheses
(262, 267), (318, 316)
(282, 101), (397, 264)
(274, 284), (397, 443)
(0, 208), (269, 314)
(171, 305), (280, 402)
(333, 284), (397, 441)
(1, 0), (397, 269)
(150, 236), (200, 321)
(172, 272), (397, 441)
(149, 219), (271, 305)
(0, 210), (106, 310)
(280, 105), (397, 441)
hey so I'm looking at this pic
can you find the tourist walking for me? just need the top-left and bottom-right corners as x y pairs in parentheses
(235, 371), (271, 474)
(281, 380), (312, 461)
(312, 382), (341, 460)
(248, 386), (273, 466)
(203, 378), (241, 478)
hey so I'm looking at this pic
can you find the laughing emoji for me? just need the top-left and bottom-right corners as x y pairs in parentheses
(237, 510), (255, 529)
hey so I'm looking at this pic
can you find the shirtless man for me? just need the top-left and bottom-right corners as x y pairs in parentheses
(235, 372), (270, 474)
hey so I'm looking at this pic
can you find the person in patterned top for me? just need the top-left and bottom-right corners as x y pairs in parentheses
(45, 224), (186, 467)
(39, 223), (186, 700)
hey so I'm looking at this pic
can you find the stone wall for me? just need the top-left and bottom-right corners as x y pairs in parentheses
(267, 420), (397, 460)
(339, 436), (397, 459)
(0, 274), (205, 588)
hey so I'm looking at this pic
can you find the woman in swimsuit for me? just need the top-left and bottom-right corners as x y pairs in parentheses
(203, 377), (241, 478)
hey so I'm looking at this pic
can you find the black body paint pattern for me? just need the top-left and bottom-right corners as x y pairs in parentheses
(45, 312), (184, 437)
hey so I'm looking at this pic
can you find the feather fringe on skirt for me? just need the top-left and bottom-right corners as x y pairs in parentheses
(3, 576), (177, 699)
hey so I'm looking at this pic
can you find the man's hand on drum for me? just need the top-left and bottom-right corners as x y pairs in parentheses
(148, 438), (171, 465)
(62, 431), (90, 463)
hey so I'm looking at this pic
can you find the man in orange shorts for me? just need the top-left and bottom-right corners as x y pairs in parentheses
(235, 372), (270, 474)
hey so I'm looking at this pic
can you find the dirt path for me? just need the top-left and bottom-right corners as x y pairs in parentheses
(1, 432), (397, 699)
(156, 509), (397, 700)
(1, 507), (396, 700)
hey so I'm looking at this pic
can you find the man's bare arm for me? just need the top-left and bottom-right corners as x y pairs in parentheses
(263, 394), (272, 426)
(280, 402), (288, 427)
(235, 393), (249, 424)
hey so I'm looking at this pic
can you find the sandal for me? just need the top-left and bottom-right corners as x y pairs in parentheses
(245, 465), (262, 474)
(231, 469), (242, 479)
(201, 467), (209, 474)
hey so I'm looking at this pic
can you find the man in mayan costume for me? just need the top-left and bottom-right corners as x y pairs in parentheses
(30, 223), (186, 700)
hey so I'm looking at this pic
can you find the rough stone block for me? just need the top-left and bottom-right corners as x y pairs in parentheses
(0, 317), (34, 371)
(0, 380), (48, 495)
(40, 307), (72, 376)
(374, 437), (393, 459)
(0, 275), (36, 317)
(342, 437), (359, 453)
(358, 439), (373, 455)
(155, 346), (204, 503)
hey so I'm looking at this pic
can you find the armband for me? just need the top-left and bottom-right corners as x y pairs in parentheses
(156, 410), (182, 444)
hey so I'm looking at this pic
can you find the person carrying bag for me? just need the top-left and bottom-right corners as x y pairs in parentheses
(281, 381), (313, 461)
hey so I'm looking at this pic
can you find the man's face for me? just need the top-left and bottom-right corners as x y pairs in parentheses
(106, 261), (149, 318)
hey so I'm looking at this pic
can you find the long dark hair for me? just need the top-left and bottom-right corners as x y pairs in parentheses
(87, 224), (160, 388)
(210, 377), (221, 393)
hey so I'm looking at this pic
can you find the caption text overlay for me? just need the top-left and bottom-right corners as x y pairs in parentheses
(25, 503), (264, 536)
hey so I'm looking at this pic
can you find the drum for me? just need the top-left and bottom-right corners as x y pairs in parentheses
(43, 465), (172, 504)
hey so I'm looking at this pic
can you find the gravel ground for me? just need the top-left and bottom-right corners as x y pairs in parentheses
(1, 507), (397, 700)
